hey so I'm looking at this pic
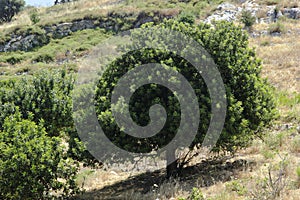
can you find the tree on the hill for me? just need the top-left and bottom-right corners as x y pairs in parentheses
(0, 0), (25, 23)
(93, 19), (276, 177)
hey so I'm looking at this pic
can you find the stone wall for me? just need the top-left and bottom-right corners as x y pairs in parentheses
(0, 11), (175, 52)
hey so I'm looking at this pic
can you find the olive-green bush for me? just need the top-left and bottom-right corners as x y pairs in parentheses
(94, 19), (276, 175)
(0, 111), (80, 199)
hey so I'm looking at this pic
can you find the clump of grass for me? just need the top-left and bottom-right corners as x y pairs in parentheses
(291, 136), (300, 153)
(261, 0), (280, 6)
(269, 21), (286, 34)
(260, 40), (270, 46)
(296, 166), (300, 187)
(250, 156), (288, 199)
(33, 53), (55, 63)
(225, 180), (248, 196)
(5, 54), (24, 65)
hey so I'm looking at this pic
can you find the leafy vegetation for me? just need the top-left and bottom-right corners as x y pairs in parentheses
(0, 28), (110, 69)
(240, 9), (256, 29)
(94, 19), (276, 176)
(0, 0), (299, 199)
(0, 111), (80, 199)
(0, 0), (25, 23)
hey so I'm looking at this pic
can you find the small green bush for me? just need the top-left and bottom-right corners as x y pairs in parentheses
(33, 53), (55, 63)
(188, 188), (205, 200)
(269, 21), (286, 33)
(240, 9), (256, 28)
(30, 12), (40, 24)
(226, 180), (248, 196)
(5, 55), (23, 65)
(0, 111), (80, 199)
(177, 12), (195, 24)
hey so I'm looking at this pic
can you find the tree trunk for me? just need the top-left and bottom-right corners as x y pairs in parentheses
(166, 147), (178, 178)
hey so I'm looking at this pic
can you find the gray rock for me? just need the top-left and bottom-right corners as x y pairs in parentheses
(282, 8), (300, 19)
(260, 30), (269, 35)
(217, 3), (236, 11)
(271, 32), (281, 37)
(297, 126), (300, 134)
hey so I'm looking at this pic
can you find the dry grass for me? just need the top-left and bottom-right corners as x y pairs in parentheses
(0, 0), (120, 36)
(249, 31), (300, 93)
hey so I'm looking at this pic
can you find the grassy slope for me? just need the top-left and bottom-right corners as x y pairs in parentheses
(0, 0), (299, 199)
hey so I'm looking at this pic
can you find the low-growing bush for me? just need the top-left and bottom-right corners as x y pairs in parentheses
(226, 180), (248, 196)
(177, 11), (195, 24)
(5, 54), (24, 65)
(30, 11), (40, 24)
(33, 53), (55, 63)
(269, 21), (286, 33)
(240, 9), (256, 28)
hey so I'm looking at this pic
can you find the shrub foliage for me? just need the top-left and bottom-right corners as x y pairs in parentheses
(0, 111), (80, 199)
(0, 0), (25, 23)
(94, 20), (276, 175)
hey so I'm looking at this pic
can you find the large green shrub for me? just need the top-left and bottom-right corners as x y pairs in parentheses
(0, 69), (74, 136)
(94, 19), (276, 176)
(0, 70), (96, 164)
(0, 111), (80, 199)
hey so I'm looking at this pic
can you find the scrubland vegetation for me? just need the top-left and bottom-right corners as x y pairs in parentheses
(0, 0), (299, 199)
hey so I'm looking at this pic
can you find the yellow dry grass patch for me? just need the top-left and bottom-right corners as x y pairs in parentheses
(249, 33), (300, 93)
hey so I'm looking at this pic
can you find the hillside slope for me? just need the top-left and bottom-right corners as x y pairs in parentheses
(0, 0), (299, 199)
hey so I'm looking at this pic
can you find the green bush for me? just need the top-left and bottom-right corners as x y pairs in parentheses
(0, 111), (80, 199)
(240, 9), (256, 28)
(30, 12), (40, 24)
(0, 70), (96, 164)
(0, 70), (74, 136)
(33, 53), (54, 63)
(5, 54), (24, 64)
(177, 11), (195, 24)
(269, 21), (286, 33)
(225, 180), (248, 196)
(93, 19), (276, 176)
(188, 188), (205, 200)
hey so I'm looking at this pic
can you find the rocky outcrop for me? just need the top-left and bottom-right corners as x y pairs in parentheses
(204, 1), (300, 24)
(204, 2), (258, 24)
(0, 11), (175, 52)
(282, 8), (300, 19)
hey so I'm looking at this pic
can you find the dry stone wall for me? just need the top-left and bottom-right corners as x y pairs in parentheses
(0, 11), (174, 52)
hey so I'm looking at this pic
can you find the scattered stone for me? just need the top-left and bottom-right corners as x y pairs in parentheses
(281, 124), (293, 130)
(282, 8), (300, 19)
(217, 3), (236, 11)
(271, 32), (281, 37)
(110, 171), (118, 176)
(297, 126), (300, 134)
